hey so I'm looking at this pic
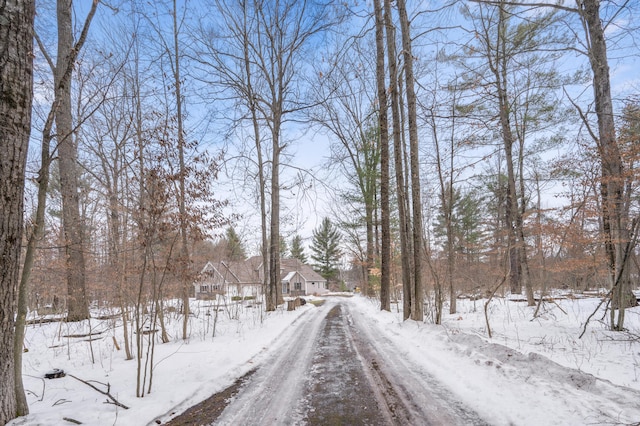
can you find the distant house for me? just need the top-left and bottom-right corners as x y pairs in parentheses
(194, 257), (262, 300)
(195, 261), (227, 300)
(279, 258), (328, 297)
(193, 256), (328, 300)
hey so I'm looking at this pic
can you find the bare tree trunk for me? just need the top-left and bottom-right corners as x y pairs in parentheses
(384, 0), (412, 319)
(269, 115), (282, 311)
(373, 0), (391, 311)
(396, 71), (415, 307)
(168, 0), (192, 340)
(489, 1), (523, 297)
(433, 148), (454, 320)
(517, 138), (534, 306)
(14, 110), (52, 417)
(1, 1), (35, 422)
(119, 241), (133, 360)
(447, 94), (458, 315)
(56, 0), (91, 322)
(580, 0), (634, 329)
(240, 4), (269, 311)
(397, 0), (424, 321)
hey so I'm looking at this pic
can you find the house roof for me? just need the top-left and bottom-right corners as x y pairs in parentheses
(220, 259), (261, 284)
(197, 257), (325, 285)
(280, 258), (326, 283)
(282, 271), (297, 282)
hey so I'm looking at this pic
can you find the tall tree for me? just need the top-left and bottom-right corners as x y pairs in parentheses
(373, 0), (392, 311)
(383, 0), (414, 320)
(454, 1), (568, 306)
(578, 0), (636, 329)
(310, 218), (343, 281)
(56, 0), (98, 321)
(169, 0), (191, 340)
(475, 0), (638, 326)
(397, 0), (425, 320)
(290, 234), (308, 263)
(425, 75), (468, 318)
(0, 1), (35, 422)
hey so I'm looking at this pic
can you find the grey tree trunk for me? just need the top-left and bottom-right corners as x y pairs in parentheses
(517, 133), (534, 306)
(269, 119), (282, 311)
(384, 0), (413, 320)
(14, 102), (51, 419)
(57, 0), (89, 322)
(397, 0), (424, 321)
(0, 1), (35, 423)
(168, 0), (191, 340)
(580, 0), (634, 329)
(241, 7), (269, 313)
(373, 0), (391, 312)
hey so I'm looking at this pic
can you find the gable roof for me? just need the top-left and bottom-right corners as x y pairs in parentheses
(280, 258), (326, 282)
(282, 271), (297, 282)
(198, 257), (325, 285)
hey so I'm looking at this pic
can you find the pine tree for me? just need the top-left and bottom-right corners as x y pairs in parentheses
(290, 234), (308, 264)
(225, 227), (246, 261)
(280, 235), (289, 259)
(310, 218), (342, 280)
(434, 186), (484, 257)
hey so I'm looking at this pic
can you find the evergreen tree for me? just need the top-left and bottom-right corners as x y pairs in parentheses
(434, 186), (484, 259)
(310, 218), (342, 280)
(280, 234), (289, 259)
(290, 234), (308, 263)
(225, 226), (246, 261)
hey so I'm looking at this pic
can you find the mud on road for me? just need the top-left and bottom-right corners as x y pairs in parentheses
(162, 300), (487, 426)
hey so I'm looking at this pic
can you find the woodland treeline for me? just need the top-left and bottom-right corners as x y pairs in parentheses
(1, 0), (639, 423)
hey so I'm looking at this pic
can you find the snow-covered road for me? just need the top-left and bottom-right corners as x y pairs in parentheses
(212, 299), (486, 425)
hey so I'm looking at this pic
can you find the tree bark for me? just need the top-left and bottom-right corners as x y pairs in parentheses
(397, 0), (424, 321)
(169, 0), (192, 340)
(57, 0), (89, 322)
(0, 1), (35, 422)
(240, 3), (270, 313)
(384, 0), (413, 320)
(268, 117), (282, 311)
(373, 0), (391, 312)
(580, 0), (634, 329)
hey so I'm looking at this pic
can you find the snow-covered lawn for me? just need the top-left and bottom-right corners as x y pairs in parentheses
(8, 294), (640, 425)
(447, 295), (640, 392)
(11, 300), (313, 426)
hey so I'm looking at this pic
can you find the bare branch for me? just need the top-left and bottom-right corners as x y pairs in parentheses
(68, 374), (129, 410)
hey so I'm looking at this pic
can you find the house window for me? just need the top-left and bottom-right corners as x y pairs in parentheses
(294, 282), (302, 291)
(282, 282), (290, 294)
(200, 285), (209, 292)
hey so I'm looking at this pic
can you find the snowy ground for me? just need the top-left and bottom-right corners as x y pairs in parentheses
(8, 293), (640, 425)
(356, 295), (640, 425)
